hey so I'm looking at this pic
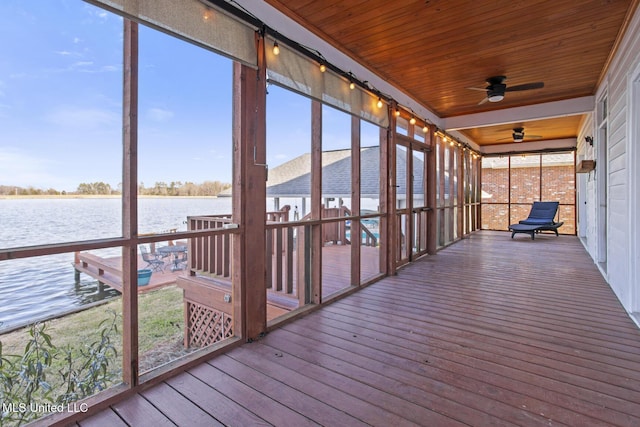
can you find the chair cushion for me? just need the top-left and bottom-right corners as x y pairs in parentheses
(519, 218), (555, 225)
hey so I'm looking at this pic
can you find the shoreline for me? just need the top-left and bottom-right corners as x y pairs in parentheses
(0, 195), (220, 200)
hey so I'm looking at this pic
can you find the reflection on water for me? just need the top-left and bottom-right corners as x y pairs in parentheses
(0, 197), (232, 332)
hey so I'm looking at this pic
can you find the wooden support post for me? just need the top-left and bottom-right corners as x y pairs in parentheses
(406, 143), (414, 260)
(457, 147), (465, 238)
(378, 125), (395, 275)
(426, 126), (437, 254)
(476, 156), (483, 230)
(310, 100), (322, 303)
(384, 119), (395, 274)
(351, 115), (361, 286)
(122, 18), (139, 387)
(232, 33), (267, 341)
(437, 137), (446, 246)
(448, 142), (455, 242)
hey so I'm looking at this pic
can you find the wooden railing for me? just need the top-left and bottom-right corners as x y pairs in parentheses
(187, 214), (233, 278)
(187, 206), (377, 305)
(360, 220), (378, 247)
(187, 206), (291, 280)
(265, 223), (302, 304)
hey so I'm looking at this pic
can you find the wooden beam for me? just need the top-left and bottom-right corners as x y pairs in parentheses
(122, 18), (139, 387)
(379, 126), (390, 275)
(438, 137), (446, 246)
(386, 112), (397, 274)
(448, 142), (455, 242)
(426, 126), (437, 254)
(351, 114), (361, 286)
(443, 97), (594, 131)
(457, 147), (464, 238)
(232, 34), (268, 340)
(476, 156), (482, 231)
(310, 100), (322, 303)
(406, 141), (413, 261)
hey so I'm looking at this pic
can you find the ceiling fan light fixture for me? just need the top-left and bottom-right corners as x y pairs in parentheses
(488, 94), (504, 102)
(512, 127), (525, 142)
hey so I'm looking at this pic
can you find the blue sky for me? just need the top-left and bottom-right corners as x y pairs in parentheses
(0, 0), (376, 192)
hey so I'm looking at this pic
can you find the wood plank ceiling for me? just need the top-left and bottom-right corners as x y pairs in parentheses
(263, 0), (638, 147)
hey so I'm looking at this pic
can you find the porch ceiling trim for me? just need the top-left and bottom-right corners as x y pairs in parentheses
(444, 96), (595, 131)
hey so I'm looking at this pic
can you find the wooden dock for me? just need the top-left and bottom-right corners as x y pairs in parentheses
(73, 252), (188, 294)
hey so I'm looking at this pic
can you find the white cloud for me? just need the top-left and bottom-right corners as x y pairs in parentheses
(147, 108), (174, 122)
(0, 148), (70, 189)
(70, 61), (94, 70)
(44, 106), (118, 128)
(54, 50), (75, 56)
(274, 154), (289, 160)
(101, 65), (119, 72)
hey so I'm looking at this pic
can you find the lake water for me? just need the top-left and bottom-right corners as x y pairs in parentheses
(0, 197), (233, 332)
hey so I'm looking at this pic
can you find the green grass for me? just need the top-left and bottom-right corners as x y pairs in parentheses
(1, 285), (187, 378)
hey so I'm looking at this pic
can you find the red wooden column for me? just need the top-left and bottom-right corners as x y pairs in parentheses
(122, 18), (139, 387)
(351, 115), (361, 285)
(310, 100), (322, 303)
(385, 110), (396, 274)
(426, 126), (437, 254)
(476, 155), (483, 230)
(457, 147), (465, 238)
(437, 136), (446, 246)
(232, 34), (267, 340)
(379, 126), (391, 275)
(448, 141), (455, 241)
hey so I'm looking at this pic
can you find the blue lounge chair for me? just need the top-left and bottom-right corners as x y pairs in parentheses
(508, 201), (564, 239)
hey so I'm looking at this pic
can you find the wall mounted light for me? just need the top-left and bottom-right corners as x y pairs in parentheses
(585, 136), (594, 146)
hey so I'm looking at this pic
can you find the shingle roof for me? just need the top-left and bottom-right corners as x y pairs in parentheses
(219, 146), (426, 199)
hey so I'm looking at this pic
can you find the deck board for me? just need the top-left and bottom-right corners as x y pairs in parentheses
(77, 231), (640, 426)
(141, 382), (224, 426)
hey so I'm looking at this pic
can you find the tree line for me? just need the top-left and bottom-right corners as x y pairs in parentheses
(0, 181), (231, 197)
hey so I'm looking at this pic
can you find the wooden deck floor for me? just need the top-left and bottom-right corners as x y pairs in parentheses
(75, 231), (640, 426)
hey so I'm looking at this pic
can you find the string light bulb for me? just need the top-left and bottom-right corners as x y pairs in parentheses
(423, 125), (429, 133)
(319, 63), (326, 72)
(394, 109), (401, 117)
(410, 116), (416, 125)
(273, 41), (280, 56)
(376, 98), (383, 108)
(349, 81), (355, 90)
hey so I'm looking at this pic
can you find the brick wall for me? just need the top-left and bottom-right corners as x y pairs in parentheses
(482, 164), (576, 234)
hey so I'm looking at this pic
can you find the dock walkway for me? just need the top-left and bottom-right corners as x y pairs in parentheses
(73, 252), (187, 293)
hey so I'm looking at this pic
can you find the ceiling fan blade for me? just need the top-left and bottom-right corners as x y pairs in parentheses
(477, 97), (489, 105)
(506, 82), (544, 92)
(466, 87), (488, 91)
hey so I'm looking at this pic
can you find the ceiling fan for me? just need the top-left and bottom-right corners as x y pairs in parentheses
(468, 76), (544, 105)
(498, 127), (543, 143)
